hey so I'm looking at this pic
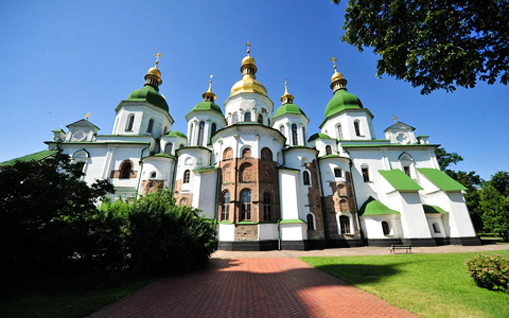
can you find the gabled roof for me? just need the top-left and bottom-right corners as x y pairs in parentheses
(417, 168), (467, 192)
(378, 169), (423, 191)
(0, 150), (58, 167)
(359, 196), (400, 216)
(384, 121), (416, 133)
(66, 119), (100, 130)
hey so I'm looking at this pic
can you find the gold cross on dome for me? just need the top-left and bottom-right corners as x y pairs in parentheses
(329, 55), (338, 70)
(85, 112), (91, 120)
(154, 51), (164, 66)
(245, 41), (252, 55)
(392, 115), (398, 123)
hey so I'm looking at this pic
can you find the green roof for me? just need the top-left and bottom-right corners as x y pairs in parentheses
(166, 130), (187, 139)
(359, 197), (400, 216)
(324, 89), (363, 119)
(379, 169), (423, 191)
(423, 205), (449, 214)
(126, 85), (169, 112)
(274, 103), (307, 119)
(417, 168), (467, 191)
(0, 150), (58, 167)
(279, 219), (306, 224)
(188, 101), (223, 115)
(308, 133), (332, 142)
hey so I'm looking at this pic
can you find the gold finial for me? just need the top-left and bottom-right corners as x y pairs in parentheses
(154, 51), (163, 67)
(245, 41), (252, 56)
(207, 75), (213, 92)
(281, 78), (294, 105)
(284, 78), (289, 94)
(202, 75), (217, 102)
(85, 112), (91, 120)
(392, 115), (398, 123)
(329, 55), (338, 71)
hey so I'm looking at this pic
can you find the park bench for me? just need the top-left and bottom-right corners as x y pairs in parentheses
(389, 244), (412, 254)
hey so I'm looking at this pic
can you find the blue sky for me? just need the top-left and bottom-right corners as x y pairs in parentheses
(0, 1), (507, 180)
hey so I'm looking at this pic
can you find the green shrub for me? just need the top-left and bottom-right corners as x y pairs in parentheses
(465, 254), (509, 292)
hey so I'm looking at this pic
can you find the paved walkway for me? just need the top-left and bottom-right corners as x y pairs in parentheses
(88, 243), (508, 318)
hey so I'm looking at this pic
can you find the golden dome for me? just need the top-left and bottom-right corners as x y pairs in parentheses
(148, 66), (161, 77)
(331, 70), (344, 82)
(242, 55), (256, 66)
(227, 49), (267, 99)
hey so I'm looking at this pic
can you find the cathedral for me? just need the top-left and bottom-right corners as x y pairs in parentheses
(5, 49), (480, 250)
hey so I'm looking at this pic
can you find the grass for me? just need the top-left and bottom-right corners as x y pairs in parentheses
(302, 250), (509, 318)
(0, 269), (154, 318)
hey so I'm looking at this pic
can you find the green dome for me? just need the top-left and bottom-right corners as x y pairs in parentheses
(167, 130), (187, 139)
(189, 101), (223, 115)
(324, 89), (363, 119)
(127, 85), (169, 112)
(308, 132), (331, 142)
(274, 103), (307, 119)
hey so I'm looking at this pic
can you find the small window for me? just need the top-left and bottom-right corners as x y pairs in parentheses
(242, 148), (251, 158)
(362, 166), (370, 182)
(382, 221), (391, 236)
(183, 170), (190, 183)
(292, 124), (298, 145)
(223, 147), (233, 160)
(126, 114), (135, 131)
(244, 111), (251, 122)
(211, 123), (217, 136)
(340, 215), (351, 234)
(279, 125), (285, 135)
(261, 147), (272, 160)
(404, 166), (411, 177)
(326, 145), (332, 155)
(197, 121), (205, 146)
(337, 124), (343, 140)
(257, 114), (263, 124)
(303, 171), (311, 185)
(354, 121), (361, 136)
(221, 191), (230, 221)
(433, 222), (441, 233)
(147, 118), (154, 133)
(334, 168), (342, 178)
(241, 190), (252, 220)
(165, 143), (173, 154)
(119, 160), (132, 179)
(263, 192), (271, 221)
(307, 214), (315, 230)
(149, 172), (157, 179)
(232, 112), (239, 124)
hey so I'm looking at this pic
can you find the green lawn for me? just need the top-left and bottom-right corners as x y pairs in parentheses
(0, 270), (154, 318)
(302, 250), (509, 318)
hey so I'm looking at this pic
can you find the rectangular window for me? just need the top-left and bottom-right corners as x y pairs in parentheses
(362, 167), (370, 182)
(404, 166), (411, 177)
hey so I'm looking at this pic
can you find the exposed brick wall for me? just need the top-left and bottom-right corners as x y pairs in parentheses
(234, 224), (258, 241)
(141, 180), (164, 196)
(173, 179), (193, 206)
(305, 160), (325, 240)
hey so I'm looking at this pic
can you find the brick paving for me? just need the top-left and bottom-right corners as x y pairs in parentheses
(88, 257), (418, 318)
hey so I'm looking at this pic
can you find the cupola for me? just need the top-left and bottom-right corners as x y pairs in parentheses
(227, 42), (268, 100)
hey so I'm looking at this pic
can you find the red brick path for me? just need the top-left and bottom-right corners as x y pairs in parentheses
(88, 258), (418, 318)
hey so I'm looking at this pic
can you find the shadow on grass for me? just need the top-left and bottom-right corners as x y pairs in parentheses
(310, 263), (402, 285)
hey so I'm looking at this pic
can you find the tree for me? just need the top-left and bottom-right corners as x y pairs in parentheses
(480, 184), (509, 241)
(332, 0), (509, 94)
(490, 171), (509, 197)
(0, 152), (113, 267)
(435, 147), (463, 172)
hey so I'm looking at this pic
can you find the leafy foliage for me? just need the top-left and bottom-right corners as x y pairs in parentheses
(491, 171), (509, 197)
(465, 254), (509, 293)
(0, 152), (113, 268)
(127, 190), (217, 275)
(481, 184), (509, 241)
(435, 147), (463, 172)
(332, 0), (509, 94)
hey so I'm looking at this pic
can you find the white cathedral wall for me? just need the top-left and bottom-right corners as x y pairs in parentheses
(140, 158), (175, 188)
(426, 214), (447, 238)
(218, 223), (235, 241)
(385, 191), (432, 239)
(279, 170), (301, 221)
(113, 103), (173, 139)
(195, 170), (218, 219)
(224, 93), (274, 125)
(321, 110), (375, 141)
(318, 158), (350, 196)
(259, 224), (279, 240)
(281, 224), (307, 241)
(361, 214), (403, 239)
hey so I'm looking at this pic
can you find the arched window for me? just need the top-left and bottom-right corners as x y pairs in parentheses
(361, 164), (370, 182)
(221, 191), (230, 221)
(147, 118), (154, 133)
(404, 165), (411, 177)
(183, 170), (191, 183)
(261, 147), (272, 160)
(232, 112), (239, 124)
(163, 126), (169, 135)
(340, 215), (351, 234)
(126, 114), (135, 131)
(242, 148), (251, 159)
(240, 163), (253, 182)
(354, 121), (361, 136)
(164, 143), (173, 154)
(334, 168), (342, 178)
(307, 214), (315, 230)
(263, 192), (271, 221)
(257, 114), (263, 124)
(303, 171), (311, 185)
(433, 222), (441, 233)
(211, 123), (217, 136)
(197, 121), (205, 146)
(382, 221), (391, 236)
(189, 122), (194, 144)
(179, 144), (184, 149)
(279, 125), (285, 135)
(120, 160), (132, 179)
(337, 124), (343, 140)
(244, 111), (251, 122)
(292, 124), (298, 145)
(72, 150), (88, 173)
(149, 171), (157, 179)
(241, 190), (251, 220)
(223, 147), (233, 160)
(326, 145), (332, 155)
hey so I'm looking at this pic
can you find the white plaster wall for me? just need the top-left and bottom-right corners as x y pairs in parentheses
(281, 223), (306, 241)
(259, 224), (279, 240)
(426, 214), (447, 238)
(113, 103), (173, 138)
(279, 170), (300, 220)
(223, 93), (274, 125)
(386, 192), (432, 239)
(360, 214), (402, 239)
(140, 157), (175, 188)
(321, 110), (375, 141)
(218, 223), (235, 241)
(196, 170), (218, 219)
(318, 158), (351, 197)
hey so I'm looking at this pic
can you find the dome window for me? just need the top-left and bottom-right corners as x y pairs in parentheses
(147, 118), (154, 133)
(326, 145), (332, 155)
(126, 114), (135, 132)
(197, 121), (205, 146)
(292, 124), (298, 145)
(354, 120), (361, 137)
(257, 114), (263, 124)
(303, 171), (311, 186)
(244, 111), (251, 122)
(164, 143), (173, 154)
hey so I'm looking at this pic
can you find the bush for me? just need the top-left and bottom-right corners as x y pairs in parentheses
(128, 190), (217, 275)
(465, 254), (509, 292)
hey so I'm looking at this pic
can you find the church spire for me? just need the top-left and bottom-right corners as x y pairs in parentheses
(202, 75), (217, 102)
(281, 79), (294, 105)
(240, 41), (258, 78)
(144, 51), (163, 90)
(329, 55), (348, 93)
